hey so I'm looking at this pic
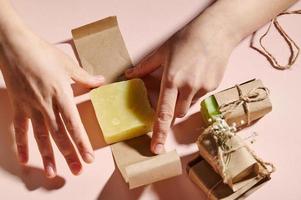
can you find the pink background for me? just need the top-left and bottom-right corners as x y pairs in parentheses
(1, 0), (301, 199)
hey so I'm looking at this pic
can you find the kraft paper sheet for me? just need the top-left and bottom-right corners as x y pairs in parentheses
(72, 16), (182, 189)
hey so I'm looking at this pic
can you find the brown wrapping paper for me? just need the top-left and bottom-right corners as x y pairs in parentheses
(187, 156), (269, 200)
(111, 134), (182, 189)
(197, 131), (259, 192)
(214, 79), (272, 127)
(72, 17), (182, 188)
(72, 16), (132, 83)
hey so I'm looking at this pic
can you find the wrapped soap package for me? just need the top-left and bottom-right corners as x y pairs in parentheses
(201, 79), (272, 127)
(187, 156), (270, 200)
(197, 118), (257, 191)
(72, 16), (182, 189)
(196, 117), (274, 193)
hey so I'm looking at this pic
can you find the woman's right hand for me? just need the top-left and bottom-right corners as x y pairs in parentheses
(0, 26), (104, 178)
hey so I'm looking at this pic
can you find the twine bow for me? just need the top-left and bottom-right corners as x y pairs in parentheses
(219, 85), (270, 125)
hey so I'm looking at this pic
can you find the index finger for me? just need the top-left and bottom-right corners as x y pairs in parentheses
(151, 81), (178, 154)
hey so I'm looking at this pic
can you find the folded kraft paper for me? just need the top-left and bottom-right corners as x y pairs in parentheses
(72, 16), (132, 83)
(111, 134), (182, 189)
(72, 16), (182, 189)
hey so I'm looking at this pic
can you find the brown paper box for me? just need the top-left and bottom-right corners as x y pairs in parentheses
(72, 16), (132, 83)
(187, 156), (269, 200)
(214, 79), (272, 127)
(111, 134), (182, 189)
(197, 133), (259, 192)
(72, 17), (182, 188)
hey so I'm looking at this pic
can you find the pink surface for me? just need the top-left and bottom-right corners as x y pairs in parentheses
(1, 0), (301, 199)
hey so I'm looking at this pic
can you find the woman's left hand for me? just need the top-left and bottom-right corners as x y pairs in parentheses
(125, 16), (238, 154)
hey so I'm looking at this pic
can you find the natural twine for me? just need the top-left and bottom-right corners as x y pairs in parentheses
(252, 10), (301, 70)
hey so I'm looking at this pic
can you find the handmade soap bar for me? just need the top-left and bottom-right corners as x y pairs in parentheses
(187, 156), (269, 200)
(90, 79), (155, 144)
(200, 79), (272, 127)
(201, 95), (220, 125)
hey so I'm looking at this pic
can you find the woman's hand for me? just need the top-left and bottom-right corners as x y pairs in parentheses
(0, 29), (104, 178)
(125, 0), (297, 154)
(125, 15), (238, 154)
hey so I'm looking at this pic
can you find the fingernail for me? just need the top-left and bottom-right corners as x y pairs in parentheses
(177, 112), (186, 118)
(46, 164), (56, 178)
(84, 152), (94, 163)
(70, 162), (82, 175)
(93, 75), (105, 83)
(154, 144), (164, 154)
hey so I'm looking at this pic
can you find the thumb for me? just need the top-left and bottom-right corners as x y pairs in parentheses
(125, 47), (165, 79)
(71, 64), (105, 88)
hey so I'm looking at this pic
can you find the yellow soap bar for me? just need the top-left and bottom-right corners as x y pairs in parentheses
(90, 79), (155, 144)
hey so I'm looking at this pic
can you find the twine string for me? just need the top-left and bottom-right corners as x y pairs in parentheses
(219, 85), (269, 125)
(252, 10), (301, 70)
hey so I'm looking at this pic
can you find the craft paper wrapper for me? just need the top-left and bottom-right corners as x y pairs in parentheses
(202, 79), (272, 127)
(197, 133), (259, 192)
(111, 134), (182, 189)
(72, 17), (182, 188)
(187, 156), (269, 200)
(72, 16), (132, 83)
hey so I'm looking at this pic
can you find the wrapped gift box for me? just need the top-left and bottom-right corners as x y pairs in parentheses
(201, 79), (272, 128)
(187, 156), (270, 200)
